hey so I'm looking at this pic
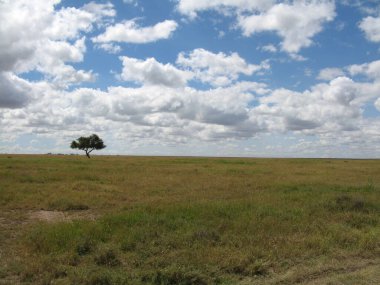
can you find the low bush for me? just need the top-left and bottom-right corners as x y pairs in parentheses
(94, 249), (121, 267)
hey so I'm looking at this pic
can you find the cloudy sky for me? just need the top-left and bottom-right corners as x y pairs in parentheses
(1, 0), (380, 157)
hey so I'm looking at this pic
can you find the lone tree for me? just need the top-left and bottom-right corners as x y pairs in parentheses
(71, 134), (106, 158)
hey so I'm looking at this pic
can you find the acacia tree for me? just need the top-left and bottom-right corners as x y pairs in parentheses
(70, 134), (106, 158)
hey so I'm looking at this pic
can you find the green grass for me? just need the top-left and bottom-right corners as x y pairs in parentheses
(0, 155), (379, 284)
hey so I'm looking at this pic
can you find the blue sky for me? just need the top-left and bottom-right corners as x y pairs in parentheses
(1, 0), (380, 157)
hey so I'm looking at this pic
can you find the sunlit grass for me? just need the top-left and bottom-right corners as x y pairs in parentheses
(0, 155), (379, 284)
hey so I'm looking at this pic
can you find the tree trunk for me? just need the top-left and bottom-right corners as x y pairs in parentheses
(85, 150), (91, 158)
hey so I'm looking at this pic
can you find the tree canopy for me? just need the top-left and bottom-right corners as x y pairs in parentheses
(71, 134), (106, 158)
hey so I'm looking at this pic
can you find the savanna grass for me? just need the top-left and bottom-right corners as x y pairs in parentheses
(0, 155), (379, 284)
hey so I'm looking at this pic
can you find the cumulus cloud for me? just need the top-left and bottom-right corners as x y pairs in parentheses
(22, 74), (379, 136)
(348, 60), (380, 80)
(0, 0), (377, 159)
(317, 67), (346, 81)
(0, 0), (114, 73)
(0, 72), (31, 108)
(120, 56), (193, 87)
(177, 48), (269, 87)
(0, 78), (268, 146)
(108, 86), (189, 127)
(318, 60), (380, 85)
(0, 0), (54, 72)
(93, 20), (178, 44)
(359, 15), (380, 42)
(95, 43), (122, 54)
(256, 76), (374, 133)
(119, 50), (267, 88)
(2, 62), (380, 156)
(238, 1), (336, 53)
(44, 2), (115, 40)
(100, 81), (266, 138)
(4, 58), (380, 143)
(177, 82), (263, 127)
(176, 0), (335, 54)
(1, 0), (379, 156)
(0, 0), (114, 104)
(31, 37), (96, 87)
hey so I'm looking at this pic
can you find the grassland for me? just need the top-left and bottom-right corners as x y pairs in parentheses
(0, 155), (379, 284)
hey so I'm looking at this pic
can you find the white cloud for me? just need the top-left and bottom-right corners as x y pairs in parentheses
(0, 72), (32, 108)
(82, 2), (116, 19)
(178, 82), (264, 128)
(359, 15), (380, 42)
(260, 44), (277, 53)
(44, 2), (115, 40)
(238, 1), (336, 53)
(319, 60), (380, 84)
(93, 20), (178, 44)
(120, 56), (193, 87)
(0, 0), (114, 101)
(177, 48), (269, 87)
(348, 60), (380, 80)
(375, 98), (380, 112)
(0, 0), (379, 157)
(318, 67), (346, 81)
(119, 50), (267, 88)
(101, 81), (268, 140)
(123, 0), (138, 6)
(30, 37), (96, 87)
(176, 0), (274, 18)
(289, 53), (307, 61)
(2, 63), (380, 156)
(95, 43), (122, 54)
(48, 65), (95, 88)
(109, 86), (186, 120)
(0, 1), (114, 70)
(0, 78), (269, 146)
(256, 76), (371, 133)
(176, 0), (335, 54)
(4, 57), (379, 141)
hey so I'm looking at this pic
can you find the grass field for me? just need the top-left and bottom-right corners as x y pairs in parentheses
(0, 155), (379, 284)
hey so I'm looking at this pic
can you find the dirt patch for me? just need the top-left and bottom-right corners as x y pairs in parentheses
(29, 210), (97, 223)
(293, 261), (379, 284)
(30, 210), (69, 222)
(304, 263), (380, 285)
(243, 258), (380, 285)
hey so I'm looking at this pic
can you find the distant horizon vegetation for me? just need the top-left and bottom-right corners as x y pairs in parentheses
(1, 153), (380, 160)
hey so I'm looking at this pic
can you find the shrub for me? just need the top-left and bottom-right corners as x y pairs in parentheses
(94, 250), (121, 267)
(76, 239), (93, 256)
(335, 195), (366, 212)
(152, 269), (210, 285)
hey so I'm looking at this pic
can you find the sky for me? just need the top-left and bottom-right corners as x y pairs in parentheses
(1, 0), (380, 158)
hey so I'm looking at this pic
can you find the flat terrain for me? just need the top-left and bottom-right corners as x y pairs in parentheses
(0, 155), (379, 284)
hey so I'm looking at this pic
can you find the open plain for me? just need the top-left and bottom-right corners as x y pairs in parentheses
(0, 155), (379, 284)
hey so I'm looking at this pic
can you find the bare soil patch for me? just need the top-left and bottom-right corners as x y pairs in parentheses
(29, 210), (97, 223)
(241, 258), (380, 285)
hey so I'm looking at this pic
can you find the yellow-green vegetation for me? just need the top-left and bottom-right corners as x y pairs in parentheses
(0, 155), (379, 284)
